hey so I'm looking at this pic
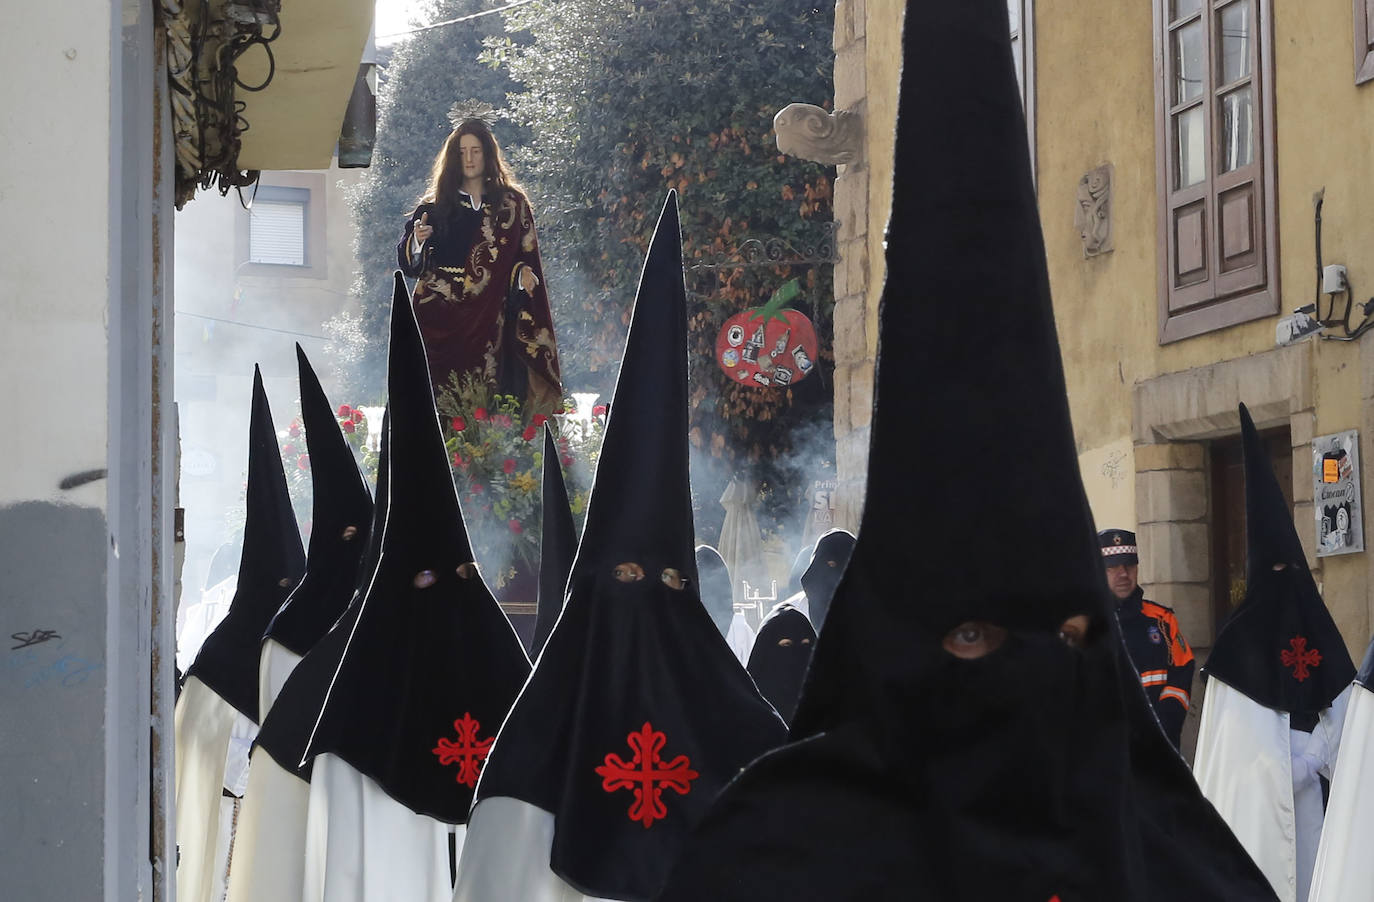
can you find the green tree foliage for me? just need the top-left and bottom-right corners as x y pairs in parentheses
(492, 0), (837, 543)
(341, 0), (529, 396)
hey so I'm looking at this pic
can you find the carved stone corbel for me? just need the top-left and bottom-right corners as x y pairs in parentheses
(773, 103), (863, 166)
(1075, 163), (1114, 257)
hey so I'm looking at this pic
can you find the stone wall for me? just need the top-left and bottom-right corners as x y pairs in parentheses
(828, 0), (901, 531)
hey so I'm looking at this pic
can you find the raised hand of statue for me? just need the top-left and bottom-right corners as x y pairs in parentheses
(519, 266), (540, 295)
(413, 211), (433, 244)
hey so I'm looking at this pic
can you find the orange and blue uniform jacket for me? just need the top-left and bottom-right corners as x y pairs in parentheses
(1116, 587), (1194, 748)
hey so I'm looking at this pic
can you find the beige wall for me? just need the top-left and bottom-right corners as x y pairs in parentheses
(836, 0), (1374, 657)
(1036, 0), (1374, 655)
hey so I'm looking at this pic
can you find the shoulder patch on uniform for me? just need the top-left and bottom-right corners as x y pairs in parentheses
(1140, 600), (1176, 619)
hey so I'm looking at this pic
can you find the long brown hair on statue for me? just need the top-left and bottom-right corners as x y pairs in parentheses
(421, 118), (522, 217)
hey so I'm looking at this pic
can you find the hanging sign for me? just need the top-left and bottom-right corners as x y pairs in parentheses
(716, 279), (819, 389)
(1312, 430), (1364, 557)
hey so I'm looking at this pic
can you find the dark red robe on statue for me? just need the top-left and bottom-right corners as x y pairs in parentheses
(398, 188), (562, 418)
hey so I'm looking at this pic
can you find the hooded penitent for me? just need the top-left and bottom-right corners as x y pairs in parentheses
(176, 368), (306, 902)
(299, 273), (531, 902)
(531, 425), (577, 659)
(1309, 638), (1374, 901)
(746, 608), (816, 724)
(453, 194), (787, 902)
(258, 344), (374, 716)
(225, 412), (390, 902)
(1194, 403), (1354, 902)
(698, 544), (753, 665)
(695, 544), (735, 637)
(798, 528), (854, 630)
(656, 4), (1275, 900)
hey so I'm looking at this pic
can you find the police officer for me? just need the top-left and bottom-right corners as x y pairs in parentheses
(1100, 528), (1195, 748)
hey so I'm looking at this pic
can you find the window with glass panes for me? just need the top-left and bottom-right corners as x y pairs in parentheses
(1154, 0), (1277, 343)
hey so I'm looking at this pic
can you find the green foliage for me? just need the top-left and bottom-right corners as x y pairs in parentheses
(341, 0), (530, 397)
(492, 0), (838, 543)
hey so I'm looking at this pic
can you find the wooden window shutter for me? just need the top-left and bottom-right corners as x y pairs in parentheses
(1356, 0), (1374, 84)
(1154, 0), (1278, 343)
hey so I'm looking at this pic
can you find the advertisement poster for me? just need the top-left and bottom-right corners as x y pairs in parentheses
(1312, 430), (1364, 557)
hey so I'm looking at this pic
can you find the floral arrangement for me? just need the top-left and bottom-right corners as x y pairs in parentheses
(269, 374), (604, 594)
(436, 373), (602, 587)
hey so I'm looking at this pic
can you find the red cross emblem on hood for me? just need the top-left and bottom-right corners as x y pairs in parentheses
(1280, 636), (1322, 682)
(595, 722), (699, 828)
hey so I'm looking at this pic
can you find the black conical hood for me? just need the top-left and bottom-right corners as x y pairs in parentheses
(1203, 403), (1354, 715)
(695, 545), (734, 637)
(263, 345), (374, 656)
(472, 195), (785, 900)
(747, 608), (816, 725)
(187, 367), (306, 723)
(799, 529), (855, 631)
(791, 3), (1104, 739)
(300, 274), (530, 823)
(531, 425), (576, 658)
(658, 5), (1275, 900)
(386, 271), (476, 566)
(1241, 403), (1309, 578)
(255, 409), (391, 781)
(572, 193), (696, 588)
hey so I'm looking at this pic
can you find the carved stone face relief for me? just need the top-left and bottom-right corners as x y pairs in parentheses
(1074, 163), (1113, 257)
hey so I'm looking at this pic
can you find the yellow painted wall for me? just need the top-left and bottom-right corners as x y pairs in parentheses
(1031, 0), (1374, 653)
(849, 0), (1374, 653)
(1080, 437), (1138, 532)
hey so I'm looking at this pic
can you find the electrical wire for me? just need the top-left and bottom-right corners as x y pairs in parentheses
(177, 310), (330, 341)
(375, 0), (536, 40)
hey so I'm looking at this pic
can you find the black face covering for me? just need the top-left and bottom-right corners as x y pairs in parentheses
(747, 609), (816, 723)
(907, 625), (1136, 898)
(799, 530), (854, 629)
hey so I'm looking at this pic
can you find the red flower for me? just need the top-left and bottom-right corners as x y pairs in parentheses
(593, 405), (607, 417)
(509, 519), (523, 534)
(474, 407), (488, 422)
(496, 414), (513, 428)
(471, 483), (484, 494)
(561, 455), (574, 467)
(342, 420), (356, 433)
(451, 416), (467, 432)
(352, 409), (365, 424)
(282, 443), (296, 457)
(297, 454), (310, 471)
(337, 404), (352, 418)
(522, 425), (537, 441)
(502, 458), (516, 474)
(288, 422), (301, 437)
(532, 414), (548, 427)
(452, 452), (466, 469)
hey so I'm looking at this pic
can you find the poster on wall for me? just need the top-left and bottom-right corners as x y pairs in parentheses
(1312, 430), (1364, 557)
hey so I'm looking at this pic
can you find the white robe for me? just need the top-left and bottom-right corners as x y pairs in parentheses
(1308, 681), (1374, 902)
(302, 752), (456, 902)
(1193, 677), (1346, 902)
(224, 750), (312, 902)
(175, 677), (247, 902)
(452, 797), (616, 902)
(724, 612), (756, 668)
(257, 638), (303, 721)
